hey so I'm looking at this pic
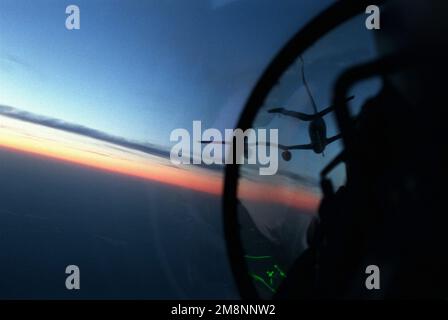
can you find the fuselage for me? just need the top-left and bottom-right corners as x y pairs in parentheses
(309, 117), (327, 154)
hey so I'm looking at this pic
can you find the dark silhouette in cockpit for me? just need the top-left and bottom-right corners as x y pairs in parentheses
(275, 0), (448, 299)
(223, 0), (448, 300)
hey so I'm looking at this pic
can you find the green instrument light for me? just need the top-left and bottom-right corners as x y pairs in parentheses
(244, 255), (287, 294)
(244, 255), (272, 260)
(248, 272), (276, 293)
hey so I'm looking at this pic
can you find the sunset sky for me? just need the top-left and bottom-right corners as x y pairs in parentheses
(0, 0), (381, 214)
(0, 113), (320, 212)
(0, 0), (339, 214)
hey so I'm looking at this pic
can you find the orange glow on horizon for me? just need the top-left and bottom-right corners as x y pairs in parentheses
(0, 115), (320, 213)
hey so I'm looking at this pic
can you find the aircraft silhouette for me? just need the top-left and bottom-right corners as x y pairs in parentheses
(267, 56), (354, 161)
(201, 56), (354, 162)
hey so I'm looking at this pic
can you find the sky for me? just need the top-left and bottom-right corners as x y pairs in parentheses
(0, 0), (382, 207)
(0, 0), (333, 146)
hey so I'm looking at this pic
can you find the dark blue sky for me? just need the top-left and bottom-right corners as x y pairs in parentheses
(0, 0), (333, 146)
